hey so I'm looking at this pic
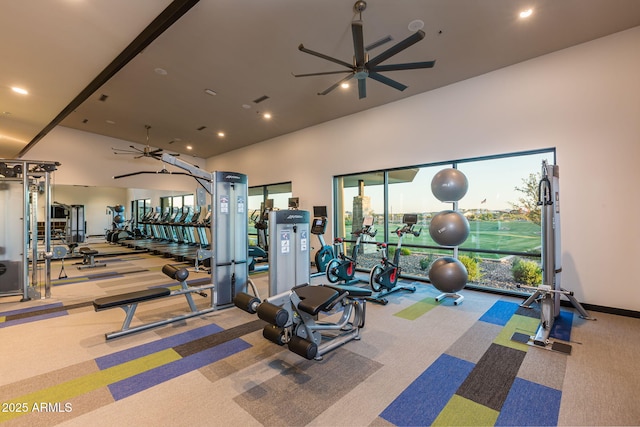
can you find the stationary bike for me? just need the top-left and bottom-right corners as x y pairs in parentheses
(326, 216), (376, 285)
(368, 214), (419, 305)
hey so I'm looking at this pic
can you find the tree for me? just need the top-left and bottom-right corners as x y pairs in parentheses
(510, 172), (541, 225)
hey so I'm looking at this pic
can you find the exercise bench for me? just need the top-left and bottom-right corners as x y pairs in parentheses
(93, 264), (216, 340)
(76, 247), (106, 270)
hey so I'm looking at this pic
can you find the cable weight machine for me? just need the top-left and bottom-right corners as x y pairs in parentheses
(513, 160), (595, 354)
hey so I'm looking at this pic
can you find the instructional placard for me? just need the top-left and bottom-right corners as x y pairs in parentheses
(237, 196), (245, 214)
(220, 195), (229, 214)
(280, 230), (290, 254)
(300, 230), (308, 252)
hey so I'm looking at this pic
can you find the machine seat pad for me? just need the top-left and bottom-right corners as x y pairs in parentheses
(93, 288), (171, 311)
(79, 247), (99, 255)
(295, 285), (340, 315)
(327, 284), (372, 298)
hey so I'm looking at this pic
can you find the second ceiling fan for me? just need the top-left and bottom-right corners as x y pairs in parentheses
(293, 1), (436, 99)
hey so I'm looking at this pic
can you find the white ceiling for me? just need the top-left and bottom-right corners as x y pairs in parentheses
(2, 0), (639, 160)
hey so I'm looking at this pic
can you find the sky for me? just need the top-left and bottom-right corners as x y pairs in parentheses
(343, 152), (553, 213)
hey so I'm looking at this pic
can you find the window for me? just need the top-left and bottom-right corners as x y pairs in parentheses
(333, 149), (555, 293)
(248, 182), (292, 247)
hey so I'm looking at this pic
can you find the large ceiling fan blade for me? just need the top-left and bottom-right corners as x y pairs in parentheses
(358, 79), (367, 99)
(352, 20), (365, 67)
(371, 60), (436, 72)
(365, 35), (392, 51)
(318, 74), (354, 96)
(293, 70), (352, 77)
(149, 148), (163, 154)
(368, 72), (408, 92)
(298, 44), (353, 69)
(112, 147), (138, 154)
(366, 30), (425, 68)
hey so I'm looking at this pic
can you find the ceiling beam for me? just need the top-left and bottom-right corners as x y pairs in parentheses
(17, 0), (199, 158)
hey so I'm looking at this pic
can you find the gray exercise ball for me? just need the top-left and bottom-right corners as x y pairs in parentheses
(431, 168), (468, 202)
(113, 214), (125, 224)
(429, 256), (468, 293)
(429, 210), (470, 247)
(114, 204), (125, 213)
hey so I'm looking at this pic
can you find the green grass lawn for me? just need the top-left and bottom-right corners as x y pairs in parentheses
(350, 220), (541, 260)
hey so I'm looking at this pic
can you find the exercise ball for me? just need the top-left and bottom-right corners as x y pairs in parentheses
(114, 204), (125, 213)
(429, 210), (470, 247)
(429, 256), (468, 293)
(431, 168), (468, 202)
(113, 215), (125, 224)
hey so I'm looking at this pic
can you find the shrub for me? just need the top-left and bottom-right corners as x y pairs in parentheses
(459, 255), (482, 282)
(511, 257), (542, 285)
(419, 254), (436, 270)
(388, 246), (412, 257)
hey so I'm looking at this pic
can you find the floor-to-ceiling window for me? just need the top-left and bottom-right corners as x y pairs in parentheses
(333, 149), (554, 293)
(248, 182), (292, 248)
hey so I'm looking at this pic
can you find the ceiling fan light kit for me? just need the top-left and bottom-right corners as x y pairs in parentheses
(294, 0), (435, 99)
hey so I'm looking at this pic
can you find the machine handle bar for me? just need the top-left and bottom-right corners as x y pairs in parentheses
(516, 284), (574, 296)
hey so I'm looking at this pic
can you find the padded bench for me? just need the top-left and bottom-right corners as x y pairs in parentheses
(77, 247), (106, 269)
(93, 265), (215, 340)
(93, 288), (171, 311)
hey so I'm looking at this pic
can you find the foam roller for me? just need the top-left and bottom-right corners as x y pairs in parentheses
(263, 325), (286, 345)
(162, 264), (189, 281)
(233, 292), (261, 314)
(288, 335), (318, 360)
(257, 301), (289, 327)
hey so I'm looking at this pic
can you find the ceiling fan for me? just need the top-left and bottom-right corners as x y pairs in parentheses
(111, 125), (179, 160)
(293, 0), (436, 99)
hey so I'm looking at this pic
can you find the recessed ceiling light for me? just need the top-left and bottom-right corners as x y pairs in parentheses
(408, 19), (424, 32)
(217, 132), (225, 137)
(263, 113), (272, 119)
(519, 8), (533, 18)
(154, 67), (168, 75)
(106, 120), (115, 124)
(186, 145), (193, 150)
(11, 87), (28, 95)
(204, 88), (217, 96)
(341, 83), (350, 89)
(242, 104), (251, 109)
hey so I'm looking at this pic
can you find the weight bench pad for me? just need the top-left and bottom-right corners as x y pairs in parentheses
(295, 285), (340, 316)
(79, 248), (99, 256)
(93, 288), (171, 311)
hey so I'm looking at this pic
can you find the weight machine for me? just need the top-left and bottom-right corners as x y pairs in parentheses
(512, 161), (595, 354)
(115, 154), (256, 309)
(0, 159), (65, 301)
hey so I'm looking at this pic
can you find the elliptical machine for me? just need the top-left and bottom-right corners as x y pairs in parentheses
(311, 206), (334, 275)
(249, 199), (273, 265)
(326, 216), (376, 285)
(368, 214), (419, 305)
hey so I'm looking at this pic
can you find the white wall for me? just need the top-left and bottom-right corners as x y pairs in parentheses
(27, 126), (206, 191)
(205, 27), (640, 312)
